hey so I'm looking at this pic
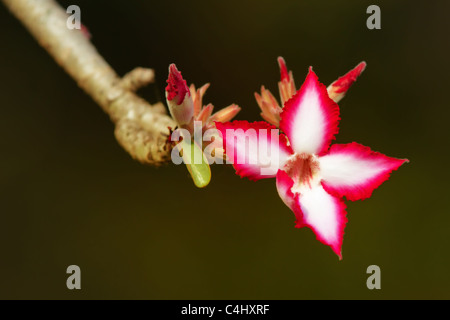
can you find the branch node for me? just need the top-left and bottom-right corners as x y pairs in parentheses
(120, 67), (155, 92)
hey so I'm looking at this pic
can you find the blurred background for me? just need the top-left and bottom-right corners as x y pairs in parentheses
(0, 0), (448, 299)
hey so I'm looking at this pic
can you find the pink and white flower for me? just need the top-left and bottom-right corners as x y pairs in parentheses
(216, 67), (408, 259)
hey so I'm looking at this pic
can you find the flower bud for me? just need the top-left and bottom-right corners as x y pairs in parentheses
(277, 57), (296, 106)
(209, 104), (241, 124)
(255, 86), (282, 126)
(327, 62), (366, 103)
(165, 64), (194, 131)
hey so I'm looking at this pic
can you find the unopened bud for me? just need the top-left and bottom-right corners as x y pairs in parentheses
(327, 62), (367, 103)
(165, 64), (194, 131)
(209, 104), (241, 123)
(277, 57), (296, 105)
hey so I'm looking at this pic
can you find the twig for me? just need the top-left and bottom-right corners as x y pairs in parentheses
(2, 0), (175, 166)
(120, 67), (155, 92)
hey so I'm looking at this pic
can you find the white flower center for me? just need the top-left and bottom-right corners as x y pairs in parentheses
(283, 153), (321, 194)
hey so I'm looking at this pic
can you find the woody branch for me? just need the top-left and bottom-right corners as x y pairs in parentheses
(2, 0), (175, 166)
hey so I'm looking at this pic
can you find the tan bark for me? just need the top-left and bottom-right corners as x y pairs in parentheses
(2, 0), (175, 166)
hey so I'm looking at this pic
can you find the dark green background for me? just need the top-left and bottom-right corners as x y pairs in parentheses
(0, 0), (447, 299)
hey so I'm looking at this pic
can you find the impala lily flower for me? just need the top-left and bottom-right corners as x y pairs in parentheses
(216, 67), (408, 259)
(255, 57), (366, 127)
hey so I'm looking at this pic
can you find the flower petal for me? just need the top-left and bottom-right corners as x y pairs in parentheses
(319, 142), (409, 201)
(280, 67), (340, 156)
(276, 169), (297, 212)
(297, 185), (347, 259)
(216, 121), (292, 180)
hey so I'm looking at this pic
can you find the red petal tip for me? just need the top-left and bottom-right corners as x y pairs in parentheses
(305, 66), (320, 84)
(166, 64), (189, 104)
(332, 62), (367, 94)
(277, 56), (290, 82)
